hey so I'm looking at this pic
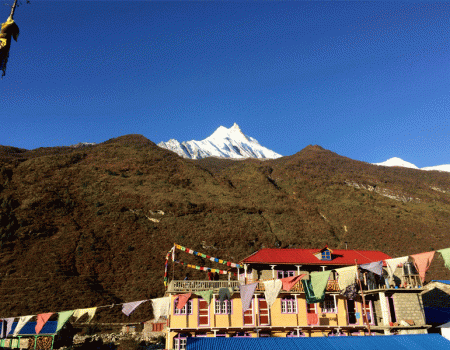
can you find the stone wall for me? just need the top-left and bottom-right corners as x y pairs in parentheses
(393, 293), (426, 326)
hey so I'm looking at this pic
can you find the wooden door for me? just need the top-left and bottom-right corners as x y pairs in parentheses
(198, 299), (209, 326)
(259, 298), (270, 326)
(243, 299), (254, 325)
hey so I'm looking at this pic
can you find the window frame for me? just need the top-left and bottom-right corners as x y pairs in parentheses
(281, 296), (298, 314)
(214, 299), (232, 315)
(173, 298), (193, 316)
(320, 296), (337, 314)
(277, 270), (295, 279)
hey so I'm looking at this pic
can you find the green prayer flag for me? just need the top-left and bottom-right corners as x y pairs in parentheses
(196, 290), (213, 305)
(302, 279), (323, 304)
(302, 271), (331, 303)
(56, 310), (74, 332)
(438, 248), (450, 271)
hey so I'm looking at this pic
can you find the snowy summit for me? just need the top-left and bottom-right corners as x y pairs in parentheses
(373, 157), (419, 169)
(158, 123), (282, 160)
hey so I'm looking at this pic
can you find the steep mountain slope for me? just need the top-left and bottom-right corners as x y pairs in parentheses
(1, 137), (450, 322)
(158, 123), (282, 159)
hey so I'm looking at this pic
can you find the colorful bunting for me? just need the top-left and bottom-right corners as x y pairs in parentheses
(438, 248), (450, 271)
(174, 244), (242, 268)
(411, 251), (435, 283)
(35, 313), (53, 335)
(151, 297), (170, 321)
(263, 279), (282, 308)
(122, 300), (148, 317)
(73, 308), (97, 323)
(176, 293), (192, 309)
(239, 283), (258, 313)
(13, 315), (33, 336)
(173, 259), (229, 275)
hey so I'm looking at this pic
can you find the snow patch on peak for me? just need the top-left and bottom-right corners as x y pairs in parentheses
(158, 124), (282, 160)
(373, 157), (419, 169)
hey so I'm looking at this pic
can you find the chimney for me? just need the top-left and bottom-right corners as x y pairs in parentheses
(345, 242), (348, 250)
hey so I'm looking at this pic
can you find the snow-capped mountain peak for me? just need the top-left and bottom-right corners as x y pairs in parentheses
(374, 157), (419, 169)
(158, 123), (282, 160)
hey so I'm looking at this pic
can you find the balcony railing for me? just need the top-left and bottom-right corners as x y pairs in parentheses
(167, 279), (340, 293)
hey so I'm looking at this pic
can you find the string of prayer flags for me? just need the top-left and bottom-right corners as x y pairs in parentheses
(239, 283), (258, 313)
(335, 266), (358, 291)
(196, 290), (213, 305)
(164, 249), (172, 288)
(438, 248), (450, 271)
(360, 261), (383, 276)
(263, 279), (282, 308)
(411, 251), (435, 283)
(280, 274), (306, 291)
(176, 293), (192, 309)
(174, 244), (243, 268)
(13, 315), (33, 336)
(173, 259), (229, 275)
(385, 256), (409, 283)
(151, 297), (170, 321)
(73, 307), (97, 323)
(35, 313), (53, 335)
(122, 300), (148, 317)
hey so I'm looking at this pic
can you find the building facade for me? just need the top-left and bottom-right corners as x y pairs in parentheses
(164, 247), (429, 350)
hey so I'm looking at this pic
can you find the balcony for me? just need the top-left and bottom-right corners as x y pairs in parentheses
(166, 279), (340, 293)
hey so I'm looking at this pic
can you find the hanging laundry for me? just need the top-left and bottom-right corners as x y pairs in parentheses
(4, 317), (14, 337)
(263, 279), (282, 308)
(385, 256), (409, 283)
(176, 293), (192, 309)
(56, 311), (73, 333)
(335, 266), (358, 291)
(411, 251), (435, 283)
(151, 297), (170, 321)
(310, 271), (331, 302)
(360, 261), (383, 276)
(13, 315), (33, 336)
(438, 248), (450, 272)
(280, 274), (306, 291)
(239, 283), (258, 313)
(73, 307), (97, 323)
(218, 288), (232, 302)
(35, 313), (53, 335)
(196, 290), (214, 305)
(122, 300), (148, 317)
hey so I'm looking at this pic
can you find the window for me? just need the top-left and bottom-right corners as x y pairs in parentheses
(174, 333), (190, 350)
(346, 300), (358, 325)
(281, 297), (297, 314)
(174, 298), (193, 315)
(215, 299), (232, 314)
(198, 299), (210, 326)
(321, 250), (331, 260)
(362, 300), (374, 325)
(259, 297), (270, 326)
(277, 270), (295, 279)
(320, 296), (337, 313)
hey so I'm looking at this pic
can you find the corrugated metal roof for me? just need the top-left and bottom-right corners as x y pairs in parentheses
(2, 321), (58, 336)
(240, 248), (392, 266)
(186, 334), (450, 350)
(431, 280), (450, 285)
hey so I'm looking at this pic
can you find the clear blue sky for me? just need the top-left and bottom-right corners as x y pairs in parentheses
(1, 1), (450, 168)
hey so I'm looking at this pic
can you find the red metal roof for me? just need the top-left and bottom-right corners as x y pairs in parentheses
(240, 248), (392, 266)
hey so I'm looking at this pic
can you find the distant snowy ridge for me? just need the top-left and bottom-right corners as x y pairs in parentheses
(374, 157), (450, 173)
(158, 123), (282, 160)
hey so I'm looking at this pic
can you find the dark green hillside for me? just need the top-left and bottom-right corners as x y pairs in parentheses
(0, 135), (450, 321)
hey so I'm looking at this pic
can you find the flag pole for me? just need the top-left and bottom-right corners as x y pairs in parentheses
(355, 259), (372, 336)
(8, 0), (19, 21)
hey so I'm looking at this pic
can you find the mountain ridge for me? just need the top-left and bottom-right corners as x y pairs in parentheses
(0, 135), (450, 321)
(158, 123), (282, 160)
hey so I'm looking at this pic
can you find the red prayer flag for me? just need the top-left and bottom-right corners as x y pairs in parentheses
(281, 274), (306, 291)
(176, 293), (192, 309)
(35, 313), (53, 334)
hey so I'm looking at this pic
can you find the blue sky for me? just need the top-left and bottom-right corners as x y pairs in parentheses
(1, 1), (450, 168)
